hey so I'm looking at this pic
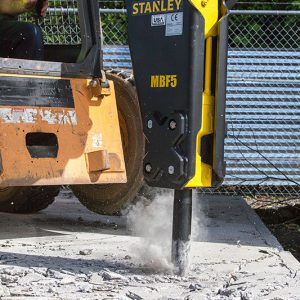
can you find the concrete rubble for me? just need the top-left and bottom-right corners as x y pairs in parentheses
(0, 191), (299, 299)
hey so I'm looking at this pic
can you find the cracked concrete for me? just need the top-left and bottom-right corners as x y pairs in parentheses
(0, 191), (299, 299)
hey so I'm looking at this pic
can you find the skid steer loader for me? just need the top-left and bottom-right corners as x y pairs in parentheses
(0, 0), (145, 215)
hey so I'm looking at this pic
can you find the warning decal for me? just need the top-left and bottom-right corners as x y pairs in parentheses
(0, 108), (77, 125)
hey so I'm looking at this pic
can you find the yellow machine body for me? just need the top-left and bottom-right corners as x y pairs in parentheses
(0, 74), (126, 187)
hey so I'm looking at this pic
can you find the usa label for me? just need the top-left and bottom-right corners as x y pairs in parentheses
(151, 14), (166, 26)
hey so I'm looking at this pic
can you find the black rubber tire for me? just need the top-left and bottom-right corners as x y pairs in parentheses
(71, 71), (145, 215)
(0, 186), (60, 213)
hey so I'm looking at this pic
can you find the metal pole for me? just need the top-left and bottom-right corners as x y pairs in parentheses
(47, 8), (127, 14)
(230, 10), (300, 16)
(171, 189), (192, 276)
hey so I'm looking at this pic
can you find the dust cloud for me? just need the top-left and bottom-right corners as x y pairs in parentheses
(125, 189), (205, 274)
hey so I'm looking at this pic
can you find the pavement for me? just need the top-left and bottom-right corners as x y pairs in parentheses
(0, 189), (299, 300)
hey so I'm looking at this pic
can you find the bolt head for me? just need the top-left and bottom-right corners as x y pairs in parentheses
(147, 120), (153, 129)
(168, 166), (175, 175)
(90, 79), (98, 88)
(169, 120), (177, 130)
(145, 163), (152, 173)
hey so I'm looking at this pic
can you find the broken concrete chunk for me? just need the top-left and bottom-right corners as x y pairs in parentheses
(1, 267), (26, 277)
(126, 291), (143, 300)
(0, 285), (10, 297)
(189, 283), (206, 291)
(48, 270), (64, 280)
(218, 287), (238, 297)
(102, 270), (126, 281)
(60, 275), (75, 285)
(77, 282), (92, 293)
(89, 273), (103, 285)
(18, 273), (45, 285)
(48, 286), (56, 293)
(79, 249), (93, 256)
(1, 274), (17, 285)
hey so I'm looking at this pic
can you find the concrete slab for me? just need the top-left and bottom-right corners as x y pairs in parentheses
(0, 191), (298, 299)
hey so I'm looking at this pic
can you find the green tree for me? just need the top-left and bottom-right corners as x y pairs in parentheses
(229, 1), (299, 49)
(235, 0), (300, 10)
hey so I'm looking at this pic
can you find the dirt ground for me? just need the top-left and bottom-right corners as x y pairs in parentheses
(249, 198), (300, 262)
(0, 190), (299, 300)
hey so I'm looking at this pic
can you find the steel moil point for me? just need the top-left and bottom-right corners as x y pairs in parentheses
(171, 189), (192, 276)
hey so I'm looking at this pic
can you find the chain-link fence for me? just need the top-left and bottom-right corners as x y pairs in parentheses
(20, 0), (81, 45)
(206, 11), (300, 197)
(20, 2), (300, 198)
(101, 8), (300, 198)
(20, 0), (127, 46)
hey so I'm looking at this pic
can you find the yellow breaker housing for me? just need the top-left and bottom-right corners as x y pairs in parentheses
(186, 0), (228, 188)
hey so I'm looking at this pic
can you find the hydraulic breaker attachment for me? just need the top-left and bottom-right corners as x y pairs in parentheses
(126, 0), (229, 190)
(126, 0), (229, 274)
